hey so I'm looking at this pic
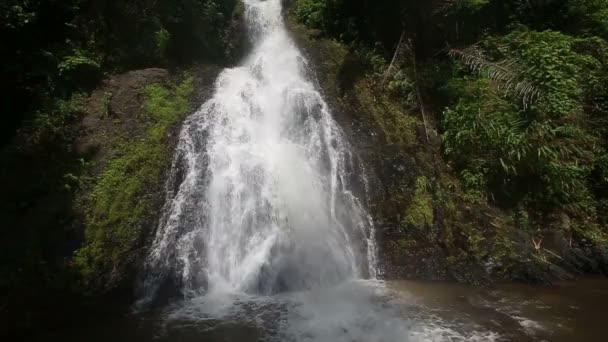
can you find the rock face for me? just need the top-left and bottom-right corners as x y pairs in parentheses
(74, 66), (223, 294)
(74, 68), (174, 293)
(288, 16), (608, 285)
(77, 66), (222, 166)
(77, 68), (170, 162)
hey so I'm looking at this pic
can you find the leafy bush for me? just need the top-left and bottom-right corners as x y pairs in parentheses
(444, 26), (608, 221)
(293, 0), (327, 29)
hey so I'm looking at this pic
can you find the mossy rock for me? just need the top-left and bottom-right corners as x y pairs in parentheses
(73, 70), (211, 293)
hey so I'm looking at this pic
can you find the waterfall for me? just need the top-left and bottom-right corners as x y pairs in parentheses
(141, 0), (377, 301)
(120, 2), (509, 341)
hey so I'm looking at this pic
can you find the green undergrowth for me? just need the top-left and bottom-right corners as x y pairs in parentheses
(76, 77), (194, 289)
(404, 176), (434, 227)
(286, 0), (608, 283)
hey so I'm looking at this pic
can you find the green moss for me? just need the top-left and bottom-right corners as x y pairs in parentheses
(354, 82), (418, 147)
(458, 222), (486, 259)
(76, 77), (194, 286)
(386, 239), (418, 259)
(404, 176), (434, 227)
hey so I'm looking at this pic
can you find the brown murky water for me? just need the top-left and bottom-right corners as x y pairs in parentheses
(41, 278), (608, 342)
(389, 278), (608, 342)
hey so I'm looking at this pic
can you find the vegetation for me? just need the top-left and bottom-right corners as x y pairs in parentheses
(291, 0), (608, 244)
(404, 177), (434, 228)
(1, 0), (241, 144)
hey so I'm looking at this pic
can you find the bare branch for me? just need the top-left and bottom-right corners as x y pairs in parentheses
(381, 31), (407, 89)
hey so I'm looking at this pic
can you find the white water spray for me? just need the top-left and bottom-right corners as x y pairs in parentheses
(142, 0), (377, 300)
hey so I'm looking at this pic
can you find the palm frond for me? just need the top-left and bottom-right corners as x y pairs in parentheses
(449, 45), (542, 107)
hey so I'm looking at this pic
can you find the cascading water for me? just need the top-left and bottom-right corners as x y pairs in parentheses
(118, 2), (512, 341)
(142, 0), (377, 301)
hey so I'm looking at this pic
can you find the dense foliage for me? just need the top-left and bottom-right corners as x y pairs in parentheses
(1, 0), (241, 141)
(291, 0), (608, 240)
(0, 0), (241, 336)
